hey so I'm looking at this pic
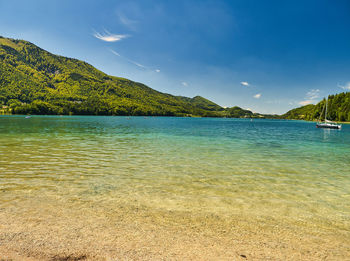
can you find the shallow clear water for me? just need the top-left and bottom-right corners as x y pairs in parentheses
(0, 116), (349, 237)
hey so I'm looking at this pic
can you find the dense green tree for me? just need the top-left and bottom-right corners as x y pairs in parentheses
(282, 92), (350, 122)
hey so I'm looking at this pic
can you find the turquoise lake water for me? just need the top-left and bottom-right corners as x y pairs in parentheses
(0, 116), (349, 245)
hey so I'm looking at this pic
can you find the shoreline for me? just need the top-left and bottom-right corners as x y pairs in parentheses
(1, 112), (273, 119)
(1, 196), (349, 261)
(3, 113), (350, 124)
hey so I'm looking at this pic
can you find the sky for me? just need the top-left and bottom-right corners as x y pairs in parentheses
(0, 0), (349, 114)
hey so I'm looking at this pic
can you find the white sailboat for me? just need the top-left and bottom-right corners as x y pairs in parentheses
(316, 98), (341, 129)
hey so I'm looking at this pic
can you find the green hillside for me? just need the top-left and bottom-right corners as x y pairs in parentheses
(0, 36), (270, 118)
(282, 92), (350, 122)
(1, 36), (347, 120)
(0, 36), (226, 116)
(177, 95), (224, 112)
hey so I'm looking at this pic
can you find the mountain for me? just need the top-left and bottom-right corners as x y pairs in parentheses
(0, 36), (229, 117)
(176, 95), (224, 112)
(3, 36), (346, 121)
(0, 36), (277, 118)
(282, 92), (350, 122)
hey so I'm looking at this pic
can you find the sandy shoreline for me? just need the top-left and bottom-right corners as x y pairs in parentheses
(1, 196), (349, 261)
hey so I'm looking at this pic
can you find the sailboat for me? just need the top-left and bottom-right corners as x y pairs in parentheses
(316, 98), (341, 129)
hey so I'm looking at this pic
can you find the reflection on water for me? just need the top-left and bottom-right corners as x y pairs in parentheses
(0, 116), (349, 258)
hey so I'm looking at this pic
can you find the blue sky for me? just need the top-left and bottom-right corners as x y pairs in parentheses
(0, 0), (349, 114)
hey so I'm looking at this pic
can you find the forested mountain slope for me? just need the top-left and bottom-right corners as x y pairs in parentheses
(0, 36), (278, 118)
(0, 36), (228, 116)
(282, 92), (350, 122)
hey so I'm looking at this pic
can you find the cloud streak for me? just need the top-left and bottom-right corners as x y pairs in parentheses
(338, 82), (350, 90)
(118, 13), (138, 31)
(110, 49), (159, 72)
(299, 100), (313, 106)
(182, 82), (188, 87)
(253, 93), (261, 99)
(240, 81), (249, 86)
(299, 89), (320, 106)
(110, 50), (121, 56)
(94, 29), (129, 42)
(110, 49), (145, 68)
(306, 89), (320, 100)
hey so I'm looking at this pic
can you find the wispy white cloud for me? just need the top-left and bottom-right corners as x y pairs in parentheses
(253, 93), (261, 99)
(298, 89), (320, 106)
(110, 49), (159, 72)
(94, 29), (129, 42)
(110, 49), (145, 68)
(118, 13), (138, 31)
(133, 61), (146, 69)
(240, 81), (249, 86)
(299, 100), (314, 106)
(182, 82), (188, 87)
(306, 89), (320, 100)
(110, 50), (121, 56)
(338, 82), (350, 90)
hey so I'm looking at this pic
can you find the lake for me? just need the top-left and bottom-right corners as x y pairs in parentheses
(0, 116), (349, 260)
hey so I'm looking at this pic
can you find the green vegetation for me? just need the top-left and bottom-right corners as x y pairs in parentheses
(282, 92), (350, 122)
(0, 36), (263, 118)
(1, 36), (348, 120)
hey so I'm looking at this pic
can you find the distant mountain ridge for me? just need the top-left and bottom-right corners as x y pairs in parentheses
(0, 36), (258, 117)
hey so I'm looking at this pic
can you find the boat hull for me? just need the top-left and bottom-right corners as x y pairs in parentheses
(316, 123), (341, 129)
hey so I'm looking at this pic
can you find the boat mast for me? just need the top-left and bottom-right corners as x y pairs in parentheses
(325, 97), (328, 122)
(318, 99), (326, 123)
